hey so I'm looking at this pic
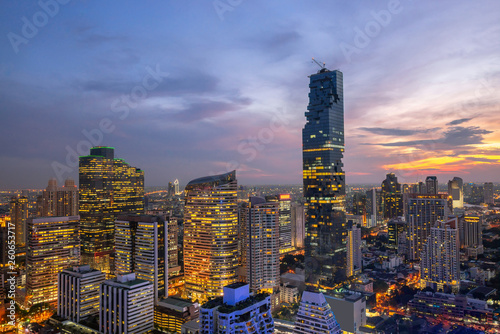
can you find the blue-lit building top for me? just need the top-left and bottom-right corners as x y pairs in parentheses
(303, 68), (347, 286)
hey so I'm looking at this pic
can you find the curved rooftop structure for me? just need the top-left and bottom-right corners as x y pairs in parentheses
(185, 171), (236, 191)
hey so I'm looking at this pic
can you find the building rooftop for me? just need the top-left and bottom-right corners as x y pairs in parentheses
(158, 297), (197, 312)
(185, 171), (235, 190)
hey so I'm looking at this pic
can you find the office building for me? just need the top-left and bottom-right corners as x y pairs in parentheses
(388, 218), (406, 249)
(154, 297), (199, 334)
(27, 216), (80, 306)
(484, 182), (494, 205)
(325, 291), (367, 334)
(10, 195), (28, 247)
(294, 291), (342, 334)
(114, 214), (167, 304)
(291, 203), (305, 248)
(420, 218), (460, 292)
(100, 273), (154, 334)
(200, 283), (274, 334)
(79, 146), (144, 274)
(302, 67), (347, 287)
(425, 176), (438, 195)
(57, 265), (105, 323)
(407, 194), (449, 261)
(38, 178), (78, 217)
(409, 291), (494, 325)
(346, 224), (362, 277)
(184, 171), (238, 302)
(266, 194), (293, 253)
(240, 197), (280, 293)
(448, 177), (464, 211)
(366, 188), (384, 227)
(381, 173), (403, 219)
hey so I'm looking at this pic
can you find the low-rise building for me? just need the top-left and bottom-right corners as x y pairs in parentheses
(280, 283), (299, 304)
(154, 297), (199, 333)
(200, 283), (274, 334)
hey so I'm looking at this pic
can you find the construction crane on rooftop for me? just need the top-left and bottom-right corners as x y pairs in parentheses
(312, 57), (326, 69)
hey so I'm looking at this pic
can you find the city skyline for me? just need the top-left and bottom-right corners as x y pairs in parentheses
(1, 1), (500, 189)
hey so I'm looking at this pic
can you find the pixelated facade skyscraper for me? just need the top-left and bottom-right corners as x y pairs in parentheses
(303, 67), (347, 286)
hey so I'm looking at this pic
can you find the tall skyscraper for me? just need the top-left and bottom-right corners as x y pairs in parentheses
(79, 146), (144, 274)
(174, 179), (180, 195)
(240, 197), (280, 294)
(407, 194), (449, 261)
(114, 214), (167, 304)
(346, 224), (362, 277)
(366, 188), (384, 227)
(100, 273), (154, 334)
(27, 216), (80, 306)
(183, 171), (238, 302)
(294, 291), (342, 334)
(37, 178), (78, 217)
(266, 194), (292, 253)
(302, 67), (347, 286)
(425, 176), (438, 195)
(58, 265), (105, 323)
(484, 182), (494, 205)
(0, 215), (10, 268)
(420, 218), (460, 292)
(10, 195), (28, 247)
(381, 173), (403, 219)
(459, 215), (483, 249)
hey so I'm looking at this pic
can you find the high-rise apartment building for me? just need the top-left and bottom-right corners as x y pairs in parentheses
(167, 216), (181, 278)
(420, 218), (460, 292)
(57, 265), (105, 323)
(425, 176), (438, 195)
(346, 224), (362, 277)
(79, 146), (144, 274)
(38, 179), (78, 217)
(10, 196), (28, 247)
(266, 194), (293, 253)
(407, 194), (449, 261)
(294, 291), (342, 334)
(115, 214), (167, 304)
(240, 197), (280, 294)
(303, 67), (347, 286)
(459, 215), (483, 249)
(448, 177), (464, 211)
(291, 204), (305, 248)
(27, 216), (80, 306)
(100, 273), (154, 334)
(484, 182), (494, 205)
(183, 171), (238, 302)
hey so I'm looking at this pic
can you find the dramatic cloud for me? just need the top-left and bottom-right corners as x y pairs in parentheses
(358, 127), (438, 137)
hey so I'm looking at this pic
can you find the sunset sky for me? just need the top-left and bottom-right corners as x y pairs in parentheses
(1, 1), (499, 188)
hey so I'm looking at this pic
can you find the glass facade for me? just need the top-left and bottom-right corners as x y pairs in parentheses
(302, 69), (347, 287)
(79, 146), (144, 275)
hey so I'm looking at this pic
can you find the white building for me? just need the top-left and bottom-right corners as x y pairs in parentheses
(100, 273), (154, 334)
(200, 283), (274, 334)
(346, 224), (362, 277)
(58, 265), (105, 323)
(294, 291), (341, 334)
(420, 218), (460, 292)
(280, 282), (299, 304)
(325, 291), (367, 334)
